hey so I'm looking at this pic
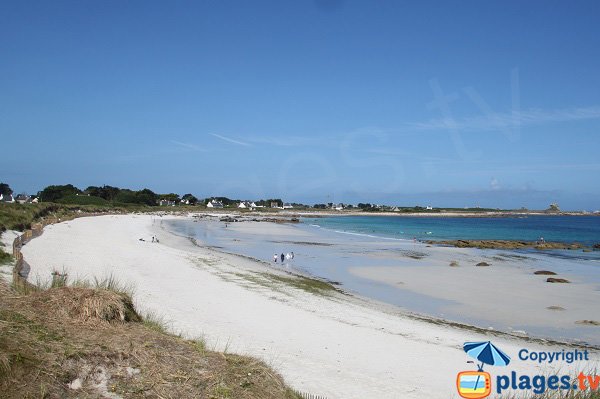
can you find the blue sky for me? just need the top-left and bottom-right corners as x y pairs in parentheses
(1, 1), (599, 210)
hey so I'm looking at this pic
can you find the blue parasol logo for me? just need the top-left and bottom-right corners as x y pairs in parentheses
(463, 341), (511, 371)
(456, 341), (511, 399)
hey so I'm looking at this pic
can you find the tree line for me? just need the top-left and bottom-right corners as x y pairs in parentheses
(0, 182), (290, 208)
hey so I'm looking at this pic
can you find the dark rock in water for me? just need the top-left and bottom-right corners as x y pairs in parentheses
(476, 262), (490, 267)
(534, 270), (557, 275)
(575, 320), (600, 326)
(583, 249), (592, 252)
(547, 306), (565, 311)
(449, 261), (459, 267)
(427, 239), (584, 250)
(594, 243), (600, 250)
(547, 278), (570, 283)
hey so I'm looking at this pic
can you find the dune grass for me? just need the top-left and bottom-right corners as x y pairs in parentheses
(0, 202), (150, 233)
(141, 310), (169, 333)
(0, 247), (11, 264)
(0, 276), (302, 399)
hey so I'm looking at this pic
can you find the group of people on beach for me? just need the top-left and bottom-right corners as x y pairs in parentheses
(138, 235), (159, 243)
(273, 252), (294, 263)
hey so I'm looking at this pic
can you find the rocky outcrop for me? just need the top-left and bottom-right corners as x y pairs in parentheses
(534, 270), (557, 275)
(546, 278), (570, 283)
(575, 320), (600, 326)
(475, 262), (490, 267)
(428, 239), (585, 250)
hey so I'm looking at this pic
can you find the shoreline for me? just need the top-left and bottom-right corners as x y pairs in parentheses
(171, 214), (600, 346)
(20, 214), (599, 398)
(162, 221), (600, 350)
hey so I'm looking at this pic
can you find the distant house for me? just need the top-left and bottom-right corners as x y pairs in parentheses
(15, 194), (31, 204)
(283, 203), (294, 209)
(426, 206), (433, 210)
(238, 201), (257, 209)
(238, 202), (247, 209)
(159, 199), (176, 206)
(0, 193), (15, 203)
(207, 199), (224, 208)
(392, 207), (400, 212)
(334, 203), (344, 211)
(270, 201), (281, 209)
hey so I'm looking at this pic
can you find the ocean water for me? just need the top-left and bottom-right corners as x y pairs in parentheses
(303, 215), (600, 246)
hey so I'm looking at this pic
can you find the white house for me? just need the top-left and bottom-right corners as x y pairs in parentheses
(207, 199), (224, 208)
(0, 193), (15, 203)
(15, 194), (31, 204)
(159, 199), (176, 206)
(335, 203), (344, 211)
(238, 201), (257, 209)
(283, 203), (294, 209)
(426, 206), (433, 210)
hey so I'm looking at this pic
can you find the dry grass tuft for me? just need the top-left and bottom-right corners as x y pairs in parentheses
(35, 286), (142, 323)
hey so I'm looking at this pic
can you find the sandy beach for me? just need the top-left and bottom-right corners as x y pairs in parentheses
(21, 214), (598, 399)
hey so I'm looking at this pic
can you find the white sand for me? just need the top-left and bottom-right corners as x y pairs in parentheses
(21, 215), (597, 399)
(348, 246), (600, 335)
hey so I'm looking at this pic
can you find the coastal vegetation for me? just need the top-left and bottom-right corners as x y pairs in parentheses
(0, 247), (10, 264)
(0, 277), (302, 398)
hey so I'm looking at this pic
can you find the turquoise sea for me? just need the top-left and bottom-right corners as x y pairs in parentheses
(303, 215), (600, 248)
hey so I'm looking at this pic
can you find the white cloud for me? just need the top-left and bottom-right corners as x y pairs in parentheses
(409, 105), (600, 132)
(210, 133), (251, 147)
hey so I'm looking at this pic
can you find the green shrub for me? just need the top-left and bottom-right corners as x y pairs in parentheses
(56, 194), (109, 206)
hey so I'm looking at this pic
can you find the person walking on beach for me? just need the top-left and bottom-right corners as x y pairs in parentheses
(280, 253), (285, 263)
(273, 254), (278, 263)
(291, 251), (294, 259)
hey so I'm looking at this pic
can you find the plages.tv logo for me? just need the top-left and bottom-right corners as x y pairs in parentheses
(457, 341), (511, 399)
